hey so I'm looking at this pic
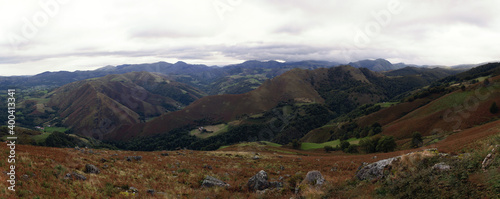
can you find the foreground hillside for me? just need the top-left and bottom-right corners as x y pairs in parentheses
(0, 127), (498, 198)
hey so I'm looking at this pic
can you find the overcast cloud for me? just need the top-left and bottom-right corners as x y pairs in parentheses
(1, 0), (499, 75)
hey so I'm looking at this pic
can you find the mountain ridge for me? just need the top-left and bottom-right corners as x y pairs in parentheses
(0, 59), (465, 94)
(103, 65), (446, 141)
(46, 72), (205, 139)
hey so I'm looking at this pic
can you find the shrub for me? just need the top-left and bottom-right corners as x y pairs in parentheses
(484, 78), (491, 86)
(490, 102), (498, 114)
(291, 139), (302, 150)
(177, 168), (191, 174)
(359, 136), (382, 153)
(103, 182), (115, 197)
(43, 131), (78, 147)
(345, 144), (358, 153)
(359, 138), (372, 153)
(376, 136), (397, 153)
(324, 146), (337, 153)
(340, 140), (350, 151)
(411, 132), (423, 148)
(288, 173), (304, 191)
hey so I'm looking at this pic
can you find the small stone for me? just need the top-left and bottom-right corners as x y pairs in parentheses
(247, 170), (270, 191)
(304, 170), (325, 186)
(129, 187), (138, 193)
(85, 164), (100, 174)
(202, 176), (229, 188)
(269, 181), (283, 189)
(432, 163), (451, 171)
(64, 172), (86, 181)
(21, 174), (29, 181)
(482, 149), (496, 171)
(126, 156), (142, 162)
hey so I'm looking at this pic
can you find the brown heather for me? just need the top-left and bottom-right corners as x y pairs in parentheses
(1, 120), (498, 199)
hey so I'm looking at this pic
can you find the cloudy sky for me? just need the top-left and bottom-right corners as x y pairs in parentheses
(1, 0), (499, 75)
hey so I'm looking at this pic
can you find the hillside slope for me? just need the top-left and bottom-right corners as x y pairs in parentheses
(108, 68), (327, 140)
(1, 124), (498, 198)
(47, 72), (205, 139)
(382, 76), (500, 138)
(106, 65), (438, 141)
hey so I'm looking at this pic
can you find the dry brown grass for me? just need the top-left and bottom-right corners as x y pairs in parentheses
(1, 120), (498, 198)
(0, 143), (374, 198)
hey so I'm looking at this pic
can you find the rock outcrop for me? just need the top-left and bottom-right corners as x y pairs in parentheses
(201, 176), (229, 188)
(432, 163), (451, 171)
(248, 170), (270, 191)
(126, 156), (142, 161)
(85, 164), (100, 174)
(482, 147), (497, 171)
(304, 170), (325, 186)
(64, 172), (87, 181)
(356, 157), (399, 181)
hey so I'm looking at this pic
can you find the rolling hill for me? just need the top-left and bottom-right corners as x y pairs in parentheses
(382, 75), (500, 139)
(104, 65), (444, 143)
(384, 66), (463, 80)
(46, 72), (205, 139)
(290, 63), (500, 145)
(357, 63), (500, 139)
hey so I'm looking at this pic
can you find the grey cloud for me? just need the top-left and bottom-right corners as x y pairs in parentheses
(274, 25), (306, 35)
(1, 0), (500, 75)
(130, 29), (207, 39)
(216, 44), (336, 62)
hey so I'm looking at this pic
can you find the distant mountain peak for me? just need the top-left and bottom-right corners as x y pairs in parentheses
(95, 65), (116, 71)
(348, 59), (403, 72)
(174, 61), (188, 65)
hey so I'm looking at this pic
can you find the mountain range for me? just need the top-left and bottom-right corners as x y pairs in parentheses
(0, 59), (471, 95)
(4, 59), (498, 152)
